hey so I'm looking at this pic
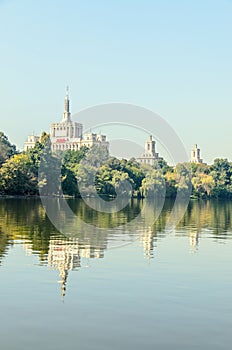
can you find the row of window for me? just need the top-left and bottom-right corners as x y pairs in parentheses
(52, 143), (91, 150)
(139, 159), (154, 164)
(54, 126), (82, 132)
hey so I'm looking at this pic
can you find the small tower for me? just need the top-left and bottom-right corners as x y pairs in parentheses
(191, 144), (203, 164)
(145, 135), (156, 156)
(62, 86), (71, 122)
(136, 135), (159, 165)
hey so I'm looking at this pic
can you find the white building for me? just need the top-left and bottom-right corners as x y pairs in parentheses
(191, 144), (203, 164)
(136, 135), (159, 166)
(24, 88), (109, 153)
(50, 88), (109, 152)
(24, 135), (40, 151)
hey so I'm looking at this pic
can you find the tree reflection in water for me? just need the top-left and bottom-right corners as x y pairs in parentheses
(0, 198), (232, 297)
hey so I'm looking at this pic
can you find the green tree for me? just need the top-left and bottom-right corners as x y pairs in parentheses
(0, 132), (17, 166)
(209, 159), (232, 198)
(153, 158), (172, 174)
(38, 137), (61, 196)
(192, 173), (215, 197)
(61, 147), (89, 196)
(175, 163), (192, 198)
(95, 157), (145, 196)
(140, 168), (165, 198)
(0, 154), (37, 195)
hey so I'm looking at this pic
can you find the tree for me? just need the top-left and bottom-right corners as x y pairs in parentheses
(153, 158), (172, 174)
(62, 147), (89, 173)
(140, 169), (166, 198)
(192, 173), (215, 197)
(0, 154), (37, 195)
(0, 132), (17, 166)
(38, 137), (61, 196)
(95, 157), (145, 197)
(165, 171), (178, 198)
(61, 147), (89, 196)
(209, 159), (232, 198)
(175, 163), (192, 198)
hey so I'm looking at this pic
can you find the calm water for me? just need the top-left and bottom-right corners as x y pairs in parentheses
(0, 198), (232, 350)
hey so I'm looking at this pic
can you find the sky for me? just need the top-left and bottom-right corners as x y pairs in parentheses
(0, 0), (232, 163)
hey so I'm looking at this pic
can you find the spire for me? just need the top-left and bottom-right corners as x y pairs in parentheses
(62, 86), (71, 122)
(145, 135), (156, 156)
(60, 269), (68, 300)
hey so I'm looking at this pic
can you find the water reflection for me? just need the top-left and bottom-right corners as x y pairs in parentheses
(0, 198), (232, 296)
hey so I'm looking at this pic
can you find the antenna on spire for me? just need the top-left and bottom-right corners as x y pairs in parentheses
(66, 85), (69, 97)
(63, 86), (70, 118)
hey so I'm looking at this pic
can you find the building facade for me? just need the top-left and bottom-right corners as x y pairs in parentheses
(50, 89), (109, 152)
(136, 135), (159, 166)
(24, 88), (109, 153)
(191, 144), (203, 164)
(24, 135), (40, 151)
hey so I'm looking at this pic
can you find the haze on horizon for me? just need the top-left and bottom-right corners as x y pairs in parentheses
(0, 0), (232, 164)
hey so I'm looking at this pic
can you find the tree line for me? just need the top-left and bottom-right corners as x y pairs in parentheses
(1, 198), (232, 266)
(0, 131), (232, 199)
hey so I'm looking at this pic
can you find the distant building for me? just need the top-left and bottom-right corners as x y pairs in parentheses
(136, 135), (159, 166)
(50, 88), (109, 152)
(24, 135), (40, 151)
(191, 144), (204, 164)
(24, 88), (109, 153)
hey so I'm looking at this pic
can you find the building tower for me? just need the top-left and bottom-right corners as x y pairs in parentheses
(62, 86), (71, 122)
(191, 144), (203, 164)
(136, 135), (159, 166)
(145, 135), (156, 155)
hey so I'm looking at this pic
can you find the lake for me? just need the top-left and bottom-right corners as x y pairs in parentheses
(0, 197), (232, 350)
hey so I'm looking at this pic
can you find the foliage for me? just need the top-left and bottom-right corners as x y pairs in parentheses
(0, 132), (17, 166)
(0, 130), (232, 199)
(190, 159), (232, 199)
(175, 163), (192, 198)
(140, 168), (166, 198)
(0, 154), (37, 195)
(153, 158), (172, 174)
(95, 157), (145, 197)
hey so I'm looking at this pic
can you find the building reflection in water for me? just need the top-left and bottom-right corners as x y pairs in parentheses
(48, 239), (80, 298)
(47, 239), (105, 298)
(189, 231), (199, 253)
(45, 229), (154, 298)
(140, 228), (155, 260)
(22, 241), (33, 256)
(21, 228), (156, 298)
(1, 197), (232, 297)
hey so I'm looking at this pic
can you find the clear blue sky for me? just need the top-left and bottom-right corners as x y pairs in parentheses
(0, 0), (232, 163)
